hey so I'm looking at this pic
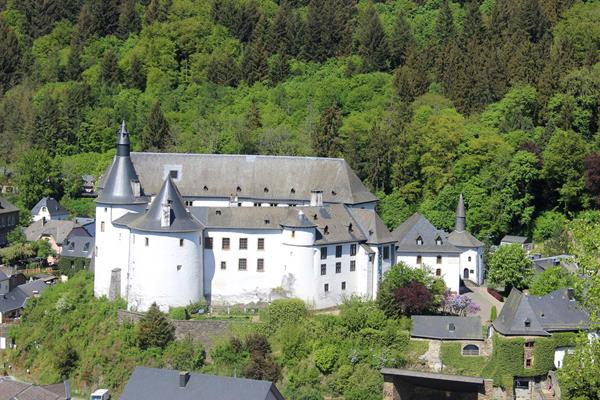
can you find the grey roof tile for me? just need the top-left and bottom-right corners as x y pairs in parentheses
(500, 235), (529, 244)
(448, 230), (483, 248)
(120, 367), (284, 400)
(348, 208), (395, 244)
(411, 315), (483, 340)
(0, 196), (18, 215)
(492, 288), (589, 336)
(392, 213), (461, 253)
(122, 152), (377, 205)
(30, 198), (69, 217)
(24, 220), (80, 245)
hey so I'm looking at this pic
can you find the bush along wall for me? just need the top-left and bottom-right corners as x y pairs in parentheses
(482, 333), (578, 389)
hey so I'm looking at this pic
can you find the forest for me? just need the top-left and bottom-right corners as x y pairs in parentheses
(0, 0), (599, 244)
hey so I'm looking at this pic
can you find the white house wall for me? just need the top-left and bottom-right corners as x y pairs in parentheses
(396, 252), (461, 293)
(458, 247), (484, 285)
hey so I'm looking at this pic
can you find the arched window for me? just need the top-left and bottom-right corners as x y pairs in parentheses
(468, 256), (472, 262)
(436, 255), (442, 264)
(463, 344), (479, 356)
(416, 236), (423, 246)
(436, 236), (443, 246)
(417, 255), (422, 265)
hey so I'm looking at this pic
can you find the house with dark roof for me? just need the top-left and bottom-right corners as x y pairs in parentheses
(530, 254), (578, 275)
(392, 195), (485, 293)
(0, 196), (19, 247)
(0, 377), (70, 399)
(0, 280), (49, 324)
(94, 122), (396, 311)
(24, 219), (85, 264)
(31, 197), (69, 222)
(120, 367), (284, 400)
(57, 227), (94, 276)
(500, 235), (532, 251)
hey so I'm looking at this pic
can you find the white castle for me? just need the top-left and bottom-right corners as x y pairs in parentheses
(94, 123), (483, 312)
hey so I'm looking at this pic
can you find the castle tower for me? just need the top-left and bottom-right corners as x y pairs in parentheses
(127, 176), (204, 312)
(455, 193), (466, 232)
(94, 122), (148, 299)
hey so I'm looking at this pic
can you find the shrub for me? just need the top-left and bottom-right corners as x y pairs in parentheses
(344, 363), (383, 400)
(53, 344), (79, 379)
(168, 307), (189, 320)
(490, 305), (497, 321)
(533, 211), (567, 242)
(163, 338), (205, 371)
(263, 298), (307, 329)
(392, 281), (433, 315)
(314, 345), (338, 374)
(277, 324), (309, 367)
(245, 333), (271, 358)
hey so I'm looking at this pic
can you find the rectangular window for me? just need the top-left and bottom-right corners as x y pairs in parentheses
(417, 255), (422, 265)
(222, 237), (230, 250)
(436, 255), (442, 264)
(257, 258), (264, 272)
(336, 245), (342, 258)
(179, 238), (184, 247)
(100, 221), (105, 232)
(320, 247), (327, 260)
(169, 170), (178, 179)
(350, 260), (356, 271)
(239, 238), (248, 250)
(291, 230), (296, 238)
(525, 358), (532, 368)
(238, 258), (247, 271)
(205, 237), (213, 249)
(350, 244), (357, 256)
(257, 238), (265, 250)
(220, 261), (226, 270)
(436, 268), (442, 276)
(383, 245), (390, 260)
(324, 283), (329, 293)
(336, 262), (341, 273)
(321, 264), (326, 275)
(341, 281), (346, 290)
(145, 237), (149, 246)
(176, 265), (182, 271)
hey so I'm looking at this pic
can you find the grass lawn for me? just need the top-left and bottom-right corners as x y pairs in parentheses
(407, 340), (429, 358)
(440, 342), (489, 376)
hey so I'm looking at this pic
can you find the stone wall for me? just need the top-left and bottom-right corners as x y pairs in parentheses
(117, 310), (233, 351)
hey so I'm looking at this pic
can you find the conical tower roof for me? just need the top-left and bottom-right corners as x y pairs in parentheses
(130, 176), (203, 232)
(455, 193), (466, 232)
(97, 122), (147, 205)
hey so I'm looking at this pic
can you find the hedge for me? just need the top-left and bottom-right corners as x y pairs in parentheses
(440, 343), (488, 376)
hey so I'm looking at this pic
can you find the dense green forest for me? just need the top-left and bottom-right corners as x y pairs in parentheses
(0, 0), (599, 240)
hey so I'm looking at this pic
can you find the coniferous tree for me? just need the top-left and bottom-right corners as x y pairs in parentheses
(303, 0), (324, 61)
(100, 49), (120, 86)
(388, 12), (415, 69)
(145, 0), (161, 24)
(357, 2), (389, 72)
(207, 54), (240, 87)
(365, 124), (394, 192)
(117, 0), (141, 39)
(0, 17), (21, 95)
(270, 1), (294, 56)
(235, 0), (260, 43)
(313, 104), (343, 158)
(268, 54), (290, 86)
(434, 0), (455, 78)
(89, 0), (120, 37)
(142, 101), (174, 152)
(33, 96), (63, 155)
(15, 0), (78, 39)
(137, 303), (175, 350)
(74, 2), (95, 44)
(128, 54), (146, 91)
(238, 98), (261, 154)
(65, 43), (82, 81)
(241, 15), (270, 85)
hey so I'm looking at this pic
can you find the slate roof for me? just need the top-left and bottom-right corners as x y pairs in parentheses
(123, 152), (377, 205)
(24, 220), (80, 245)
(532, 255), (578, 275)
(348, 208), (395, 244)
(190, 204), (369, 245)
(126, 177), (203, 233)
(62, 231), (94, 259)
(411, 316), (483, 340)
(492, 288), (589, 336)
(392, 213), (461, 253)
(0, 280), (48, 314)
(447, 230), (483, 248)
(30, 197), (69, 218)
(0, 377), (66, 400)
(96, 123), (148, 205)
(500, 235), (529, 244)
(120, 367), (285, 400)
(0, 196), (18, 215)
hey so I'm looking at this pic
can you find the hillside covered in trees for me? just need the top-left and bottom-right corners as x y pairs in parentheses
(0, 0), (599, 242)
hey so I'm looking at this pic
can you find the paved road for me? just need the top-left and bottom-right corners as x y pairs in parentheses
(461, 280), (503, 322)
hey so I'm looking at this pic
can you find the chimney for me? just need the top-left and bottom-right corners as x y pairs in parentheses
(310, 190), (323, 207)
(161, 202), (171, 227)
(567, 288), (575, 301)
(179, 371), (190, 388)
(130, 180), (141, 198)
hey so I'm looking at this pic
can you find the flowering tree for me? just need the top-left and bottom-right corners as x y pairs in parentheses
(441, 291), (480, 316)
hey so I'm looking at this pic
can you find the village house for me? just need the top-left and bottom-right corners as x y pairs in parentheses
(411, 315), (486, 357)
(0, 196), (19, 247)
(392, 195), (484, 293)
(31, 197), (70, 222)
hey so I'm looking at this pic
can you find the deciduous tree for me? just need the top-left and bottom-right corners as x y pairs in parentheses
(487, 244), (534, 291)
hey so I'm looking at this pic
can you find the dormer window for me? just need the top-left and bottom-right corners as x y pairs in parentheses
(416, 236), (423, 246)
(331, 190), (337, 196)
(203, 185), (208, 191)
(264, 187), (269, 193)
(169, 170), (178, 179)
(236, 186), (242, 192)
(448, 323), (455, 332)
(290, 188), (296, 194)
(524, 319), (531, 328)
(42, 206), (47, 213)
(436, 236), (443, 246)
(324, 225), (329, 235)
